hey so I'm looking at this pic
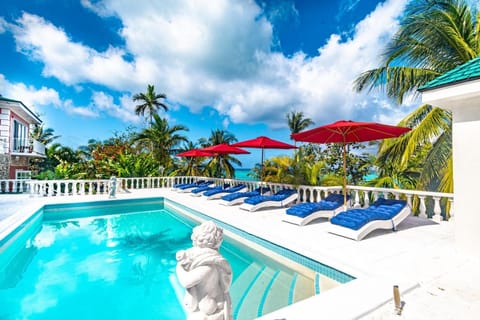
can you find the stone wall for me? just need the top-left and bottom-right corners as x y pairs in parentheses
(0, 154), (9, 179)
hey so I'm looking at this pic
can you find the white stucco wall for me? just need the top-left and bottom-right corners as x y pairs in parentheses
(422, 81), (480, 257)
(452, 117), (480, 254)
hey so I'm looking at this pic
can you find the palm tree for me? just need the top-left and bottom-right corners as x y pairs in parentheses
(174, 142), (207, 176)
(133, 84), (168, 127)
(286, 111), (314, 135)
(354, 0), (479, 193)
(199, 129), (240, 178)
(30, 124), (60, 145)
(135, 114), (189, 168)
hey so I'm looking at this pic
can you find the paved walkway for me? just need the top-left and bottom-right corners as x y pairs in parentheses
(1, 190), (479, 319)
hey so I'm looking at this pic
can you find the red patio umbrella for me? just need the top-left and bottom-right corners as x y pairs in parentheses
(232, 136), (297, 181)
(291, 120), (411, 207)
(176, 149), (213, 176)
(176, 149), (213, 157)
(199, 144), (250, 179)
(201, 143), (250, 155)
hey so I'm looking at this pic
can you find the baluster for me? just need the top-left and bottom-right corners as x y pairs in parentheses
(448, 198), (454, 221)
(354, 190), (361, 208)
(406, 194), (413, 208)
(432, 197), (443, 222)
(394, 192), (400, 200)
(418, 196), (427, 219)
(373, 191), (379, 202)
(363, 191), (370, 208)
(48, 182), (54, 197)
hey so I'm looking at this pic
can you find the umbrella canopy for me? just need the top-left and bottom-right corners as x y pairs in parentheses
(201, 143), (250, 155)
(176, 149), (213, 157)
(291, 120), (411, 207)
(232, 136), (297, 181)
(199, 144), (250, 180)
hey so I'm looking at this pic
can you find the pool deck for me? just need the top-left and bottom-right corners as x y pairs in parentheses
(1, 189), (479, 319)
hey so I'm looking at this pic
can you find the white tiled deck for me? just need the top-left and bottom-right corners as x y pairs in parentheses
(1, 189), (479, 319)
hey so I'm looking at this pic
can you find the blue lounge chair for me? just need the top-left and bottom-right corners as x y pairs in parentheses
(328, 198), (411, 240)
(177, 181), (213, 193)
(203, 184), (248, 200)
(219, 187), (271, 206)
(173, 180), (205, 189)
(240, 189), (298, 212)
(190, 184), (225, 196)
(282, 193), (348, 226)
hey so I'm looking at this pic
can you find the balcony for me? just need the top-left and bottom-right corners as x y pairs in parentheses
(10, 138), (46, 157)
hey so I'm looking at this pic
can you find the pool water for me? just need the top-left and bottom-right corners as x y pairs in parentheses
(0, 198), (350, 319)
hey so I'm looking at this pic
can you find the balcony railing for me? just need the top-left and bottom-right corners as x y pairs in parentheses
(0, 176), (454, 223)
(11, 138), (46, 157)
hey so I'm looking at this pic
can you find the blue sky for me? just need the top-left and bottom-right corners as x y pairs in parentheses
(0, 0), (416, 167)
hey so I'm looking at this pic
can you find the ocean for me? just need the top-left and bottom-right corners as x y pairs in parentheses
(235, 168), (257, 181)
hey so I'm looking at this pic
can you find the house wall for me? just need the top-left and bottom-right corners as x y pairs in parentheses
(0, 107), (34, 179)
(0, 108), (10, 153)
(0, 154), (9, 179)
(422, 86), (480, 258)
(9, 156), (30, 179)
(452, 106), (480, 256)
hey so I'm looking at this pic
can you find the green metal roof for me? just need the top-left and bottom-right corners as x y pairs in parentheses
(419, 57), (480, 91)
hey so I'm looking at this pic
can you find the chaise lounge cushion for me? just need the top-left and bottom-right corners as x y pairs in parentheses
(286, 201), (339, 218)
(330, 198), (407, 230)
(244, 189), (296, 205)
(203, 184), (246, 196)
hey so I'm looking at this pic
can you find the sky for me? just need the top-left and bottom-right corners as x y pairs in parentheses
(0, 0), (417, 167)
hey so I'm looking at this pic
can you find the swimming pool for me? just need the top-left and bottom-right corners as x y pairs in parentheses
(0, 197), (353, 319)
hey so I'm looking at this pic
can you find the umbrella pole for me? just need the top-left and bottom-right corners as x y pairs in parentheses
(343, 143), (347, 210)
(260, 148), (264, 194)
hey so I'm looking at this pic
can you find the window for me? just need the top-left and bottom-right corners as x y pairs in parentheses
(13, 120), (28, 152)
(16, 170), (31, 180)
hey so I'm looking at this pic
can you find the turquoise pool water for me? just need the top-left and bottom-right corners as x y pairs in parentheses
(0, 198), (353, 319)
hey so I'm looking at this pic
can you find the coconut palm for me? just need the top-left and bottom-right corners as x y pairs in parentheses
(199, 129), (240, 178)
(30, 124), (60, 145)
(286, 111), (314, 135)
(354, 0), (479, 193)
(135, 114), (189, 169)
(174, 141), (207, 176)
(133, 84), (168, 127)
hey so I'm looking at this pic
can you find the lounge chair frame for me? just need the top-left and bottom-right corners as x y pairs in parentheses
(328, 204), (411, 240)
(282, 204), (345, 226)
(239, 192), (298, 212)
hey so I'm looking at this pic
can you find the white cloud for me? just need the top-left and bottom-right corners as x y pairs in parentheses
(0, 74), (61, 112)
(0, 17), (7, 33)
(7, 0), (413, 130)
(91, 91), (140, 124)
(0, 73), (142, 124)
(10, 13), (137, 90)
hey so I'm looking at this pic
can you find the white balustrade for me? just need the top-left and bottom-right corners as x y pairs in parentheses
(346, 185), (454, 221)
(0, 177), (454, 222)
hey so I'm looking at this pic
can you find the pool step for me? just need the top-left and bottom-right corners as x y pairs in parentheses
(292, 272), (316, 303)
(230, 262), (263, 314)
(231, 263), (317, 319)
(259, 270), (292, 315)
(233, 265), (277, 320)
